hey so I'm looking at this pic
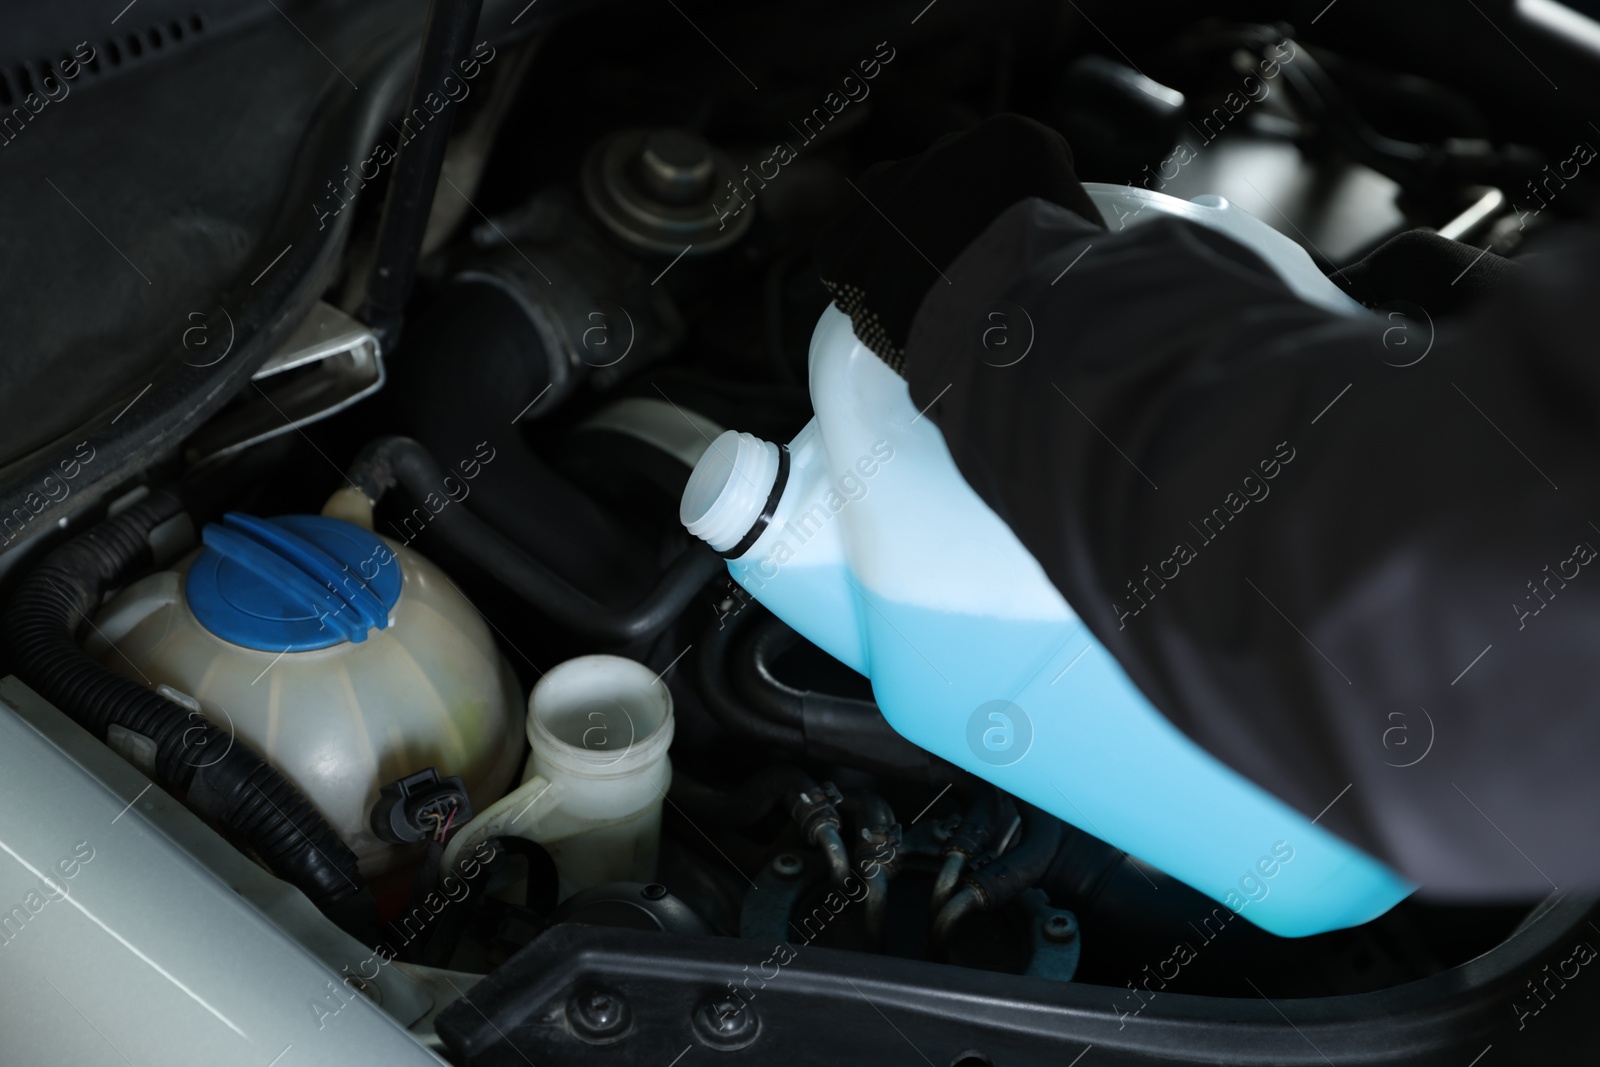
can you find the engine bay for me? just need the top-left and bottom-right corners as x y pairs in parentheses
(3, 0), (1599, 1063)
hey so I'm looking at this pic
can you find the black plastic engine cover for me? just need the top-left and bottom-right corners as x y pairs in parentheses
(438, 892), (1599, 1067)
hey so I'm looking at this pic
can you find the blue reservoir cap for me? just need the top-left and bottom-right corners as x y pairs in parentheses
(185, 513), (403, 651)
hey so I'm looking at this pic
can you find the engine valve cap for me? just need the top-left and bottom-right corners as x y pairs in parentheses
(581, 127), (752, 254)
(694, 994), (760, 1049)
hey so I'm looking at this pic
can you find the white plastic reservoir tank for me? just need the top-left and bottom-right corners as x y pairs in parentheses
(86, 512), (524, 875)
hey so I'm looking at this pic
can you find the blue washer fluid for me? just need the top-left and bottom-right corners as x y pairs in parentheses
(679, 302), (1414, 937)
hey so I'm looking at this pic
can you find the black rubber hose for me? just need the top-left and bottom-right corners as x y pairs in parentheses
(946, 783), (1016, 859)
(671, 765), (854, 888)
(698, 601), (809, 749)
(347, 436), (724, 644)
(1273, 43), (1437, 183)
(963, 801), (1066, 907)
(730, 612), (959, 783)
(844, 792), (897, 848)
(843, 791), (898, 952)
(930, 885), (981, 950)
(360, 0), (485, 349)
(5, 490), (375, 936)
(730, 613), (812, 729)
(392, 280), (660, 603)
(934, 782), (1017, 908)
(932, 802), (1064, 951)
(669, 766), (822, 827)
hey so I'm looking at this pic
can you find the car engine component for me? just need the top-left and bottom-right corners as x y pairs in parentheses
(2, 0), (1598, 1064)
(85, 509), (522, 874)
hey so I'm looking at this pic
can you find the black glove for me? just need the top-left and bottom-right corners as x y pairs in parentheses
(1336, 228), (1519, 315)
(814, 114), (1105, 374)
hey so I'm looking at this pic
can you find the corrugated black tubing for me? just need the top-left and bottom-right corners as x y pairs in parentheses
(5, 489), (375, 937)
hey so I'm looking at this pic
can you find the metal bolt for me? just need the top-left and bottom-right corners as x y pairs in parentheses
(702, 998), (745, 1034)
(1042, 913), (1077, 943)
(568, 985), (631, 1041)
(641, 882), (669, 901)
(638, 129), (714, 205)
(772, 853), (804, 878)
(693, 994), (760, 1048)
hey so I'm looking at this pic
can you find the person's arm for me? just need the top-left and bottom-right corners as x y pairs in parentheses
(908, 196), (1600, 897)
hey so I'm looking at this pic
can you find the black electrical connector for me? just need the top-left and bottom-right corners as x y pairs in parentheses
(372, 768), (474, 843)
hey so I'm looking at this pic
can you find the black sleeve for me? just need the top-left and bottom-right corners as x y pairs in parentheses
(907, 197), (1600, 898)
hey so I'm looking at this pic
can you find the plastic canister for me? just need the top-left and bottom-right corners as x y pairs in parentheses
(87, 512), (524, 875)
(678, 187), (1414, 937)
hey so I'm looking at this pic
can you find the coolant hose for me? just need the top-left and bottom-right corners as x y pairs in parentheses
(346, 436), (723, 644)
(698, 605), (808, 749)
(4, 490), (374, 936)
(669, 765), (822, 827)
(843, 791), (898, 952)
(934, 783), (1017, 908)
(726, 611), (959, 783)
(964, 801), (1065, 904)
(391, 280), (661, 603)
(933, 801), (1064, 948)
(930, 886), (982, 949)
(672, 765), (854, 886)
